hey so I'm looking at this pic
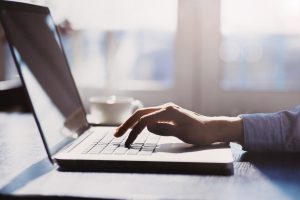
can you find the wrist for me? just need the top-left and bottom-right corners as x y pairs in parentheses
(211, 116), (244, 144)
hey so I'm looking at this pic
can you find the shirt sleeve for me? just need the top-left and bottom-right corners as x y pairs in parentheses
(239, 106), (300, 152)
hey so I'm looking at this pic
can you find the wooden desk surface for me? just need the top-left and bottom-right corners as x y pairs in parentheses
(0, 113), (299, 200)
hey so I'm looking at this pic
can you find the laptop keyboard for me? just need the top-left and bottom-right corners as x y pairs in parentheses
(82, 130), (160, 156)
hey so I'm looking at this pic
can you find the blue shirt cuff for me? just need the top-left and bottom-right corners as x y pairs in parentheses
(239, 108), (300, 152)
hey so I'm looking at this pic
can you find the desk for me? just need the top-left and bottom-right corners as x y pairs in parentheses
(0, 113), (299, 200)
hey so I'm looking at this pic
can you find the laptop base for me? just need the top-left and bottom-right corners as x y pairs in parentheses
(55, 159), (233, 175)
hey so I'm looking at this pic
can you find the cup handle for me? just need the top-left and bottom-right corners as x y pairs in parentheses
(131, 100), (143, 113)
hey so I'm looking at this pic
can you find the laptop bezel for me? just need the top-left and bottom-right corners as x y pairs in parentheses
(0, 1), (92, 163)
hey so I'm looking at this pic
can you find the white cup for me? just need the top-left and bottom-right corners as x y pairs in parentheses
(89, 96), (143, 125)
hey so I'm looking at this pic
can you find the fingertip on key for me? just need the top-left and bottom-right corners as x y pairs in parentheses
(114, 129), (121, 137)
(125, 141), (131, 148)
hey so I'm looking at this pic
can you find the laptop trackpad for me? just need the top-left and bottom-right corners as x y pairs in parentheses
(155, 137), (229, 154)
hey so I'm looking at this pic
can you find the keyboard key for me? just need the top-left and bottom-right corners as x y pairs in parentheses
(111, 137), (125, 145)
(101, 145), (118, 154)
(127, 148), (140, 155)
(143, 143), (157, 148)
(87, 145), (106, 154)
(83, 133), (160, 156)
(134, 133), (149, 143)
(82, 143), (96, 154)
(142, 146), (156, 151)
(98, 134), (114, 145)
(130, 143), (143, 149)
(114, 147), (129, 155)
(144, 135), (160, 144)
(94, 134), (107, 143)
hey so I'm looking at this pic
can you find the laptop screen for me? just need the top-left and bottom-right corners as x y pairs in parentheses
(0, 2), (90, 156)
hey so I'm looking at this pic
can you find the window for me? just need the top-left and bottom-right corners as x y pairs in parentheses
(220, 0), (300, 91)
(47, 0), (177, 90)
(2, 0), (196, 109)
(193, 0), (300, 116)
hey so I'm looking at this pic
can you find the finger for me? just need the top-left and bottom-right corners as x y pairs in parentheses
(115, 103), (180, 137)
(114, 107), (159, 137)
(125, 108), (171, 147)
(162, 102), (181, 109)
(147, 122), (179, 136)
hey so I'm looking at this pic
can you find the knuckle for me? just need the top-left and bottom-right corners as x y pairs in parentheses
(133, 108), (146, 115)
(166, 102), (175, 106)
(166, 105), (178, 111)
(164, 102), (180, 110)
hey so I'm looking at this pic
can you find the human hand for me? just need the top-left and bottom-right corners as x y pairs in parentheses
(114, 103), (244, 148)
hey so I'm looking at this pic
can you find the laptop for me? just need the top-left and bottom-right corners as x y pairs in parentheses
(0, 1), (234, 174)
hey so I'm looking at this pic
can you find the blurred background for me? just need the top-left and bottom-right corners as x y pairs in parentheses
(1, 0), (300, 116)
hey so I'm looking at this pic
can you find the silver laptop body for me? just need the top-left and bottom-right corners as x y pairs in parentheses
(0, 1), (233, 174)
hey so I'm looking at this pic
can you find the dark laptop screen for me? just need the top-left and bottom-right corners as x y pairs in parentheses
(0, 2), (89, 156)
